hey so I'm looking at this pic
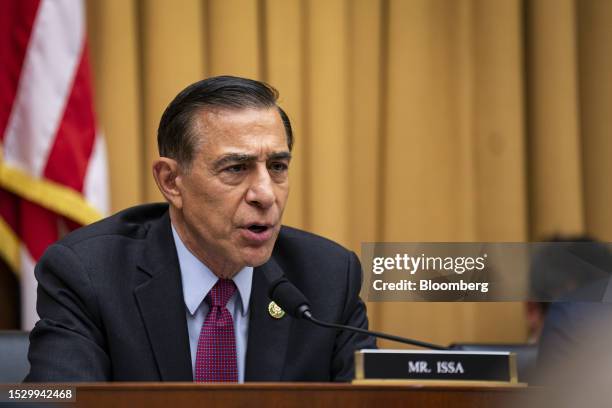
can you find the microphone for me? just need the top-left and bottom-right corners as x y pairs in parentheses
(266, 274), (447, 350)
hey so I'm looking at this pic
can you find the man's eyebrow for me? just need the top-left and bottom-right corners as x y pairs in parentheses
(213, 153), (256, 169)
(213, 151), (292, 169)
(268, 151), (292, 161)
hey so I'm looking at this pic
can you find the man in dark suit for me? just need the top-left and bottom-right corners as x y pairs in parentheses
(25, 76), (375, 382)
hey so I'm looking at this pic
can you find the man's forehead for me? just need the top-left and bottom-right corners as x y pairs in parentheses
(204, 130), (288, 153)
(192, 107), (288, 157)
(197, 106), (281, 128)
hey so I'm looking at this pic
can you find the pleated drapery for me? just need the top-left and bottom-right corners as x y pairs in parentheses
(84, 0), (612, 346)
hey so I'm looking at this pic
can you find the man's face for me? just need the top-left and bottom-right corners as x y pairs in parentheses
(174, 107), (290, 276)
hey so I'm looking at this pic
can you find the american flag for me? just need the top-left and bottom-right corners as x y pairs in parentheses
(0, 0), (109, 330)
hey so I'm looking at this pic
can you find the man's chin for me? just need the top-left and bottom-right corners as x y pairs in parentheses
(241, 247), (274, 268)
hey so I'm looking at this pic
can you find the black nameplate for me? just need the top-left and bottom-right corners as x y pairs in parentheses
(355, 350), (517, 383)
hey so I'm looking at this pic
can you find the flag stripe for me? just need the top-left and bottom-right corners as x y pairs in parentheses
(84, 132), (110, 216)
(43, 44), (96, 193)
(3, 0), (85, 177)
(20, 245), (38, 330)
(0, 0), (40, 141)
(20, 200), (58, 262)
(18, 200), (60, 329)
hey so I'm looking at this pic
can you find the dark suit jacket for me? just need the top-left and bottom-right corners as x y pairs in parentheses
(25, 203), (375, 382)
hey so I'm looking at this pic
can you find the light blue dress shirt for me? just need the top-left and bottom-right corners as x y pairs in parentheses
(171, 225), (253, 382)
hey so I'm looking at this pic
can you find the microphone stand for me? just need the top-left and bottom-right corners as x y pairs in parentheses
(302, 310), (447, 350)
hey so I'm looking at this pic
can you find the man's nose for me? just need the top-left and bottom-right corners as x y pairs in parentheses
(245, 165), (275, 209)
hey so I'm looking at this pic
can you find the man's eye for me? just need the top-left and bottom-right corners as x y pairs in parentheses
(224, 164), (247, 173)
(269, 162), (288, 172)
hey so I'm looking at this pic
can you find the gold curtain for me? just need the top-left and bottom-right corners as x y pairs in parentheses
(85, 0), (612, 347)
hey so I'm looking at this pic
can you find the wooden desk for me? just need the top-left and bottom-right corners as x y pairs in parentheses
(57, 382), (540, 407)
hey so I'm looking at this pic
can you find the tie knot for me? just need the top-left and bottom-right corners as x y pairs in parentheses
(206, 279), (236, 308)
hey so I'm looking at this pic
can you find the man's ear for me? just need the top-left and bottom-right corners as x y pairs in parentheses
(152, 158), (183, 209)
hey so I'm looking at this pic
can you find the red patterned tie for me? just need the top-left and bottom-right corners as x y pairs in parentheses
(195, 279), (238, 382)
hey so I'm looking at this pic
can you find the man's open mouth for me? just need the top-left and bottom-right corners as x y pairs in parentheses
(247, 224), (269, 233)
(241, 224), (274, 242)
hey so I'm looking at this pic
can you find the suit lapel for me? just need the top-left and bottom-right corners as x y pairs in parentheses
(134, 211), (193, 381)
(245, 257), (292, 381)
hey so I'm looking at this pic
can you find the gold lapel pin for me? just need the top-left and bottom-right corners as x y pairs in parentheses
(268, 301), (285, 319)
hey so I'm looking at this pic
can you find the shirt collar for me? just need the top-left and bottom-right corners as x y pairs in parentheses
(171, 224), (253, 316)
